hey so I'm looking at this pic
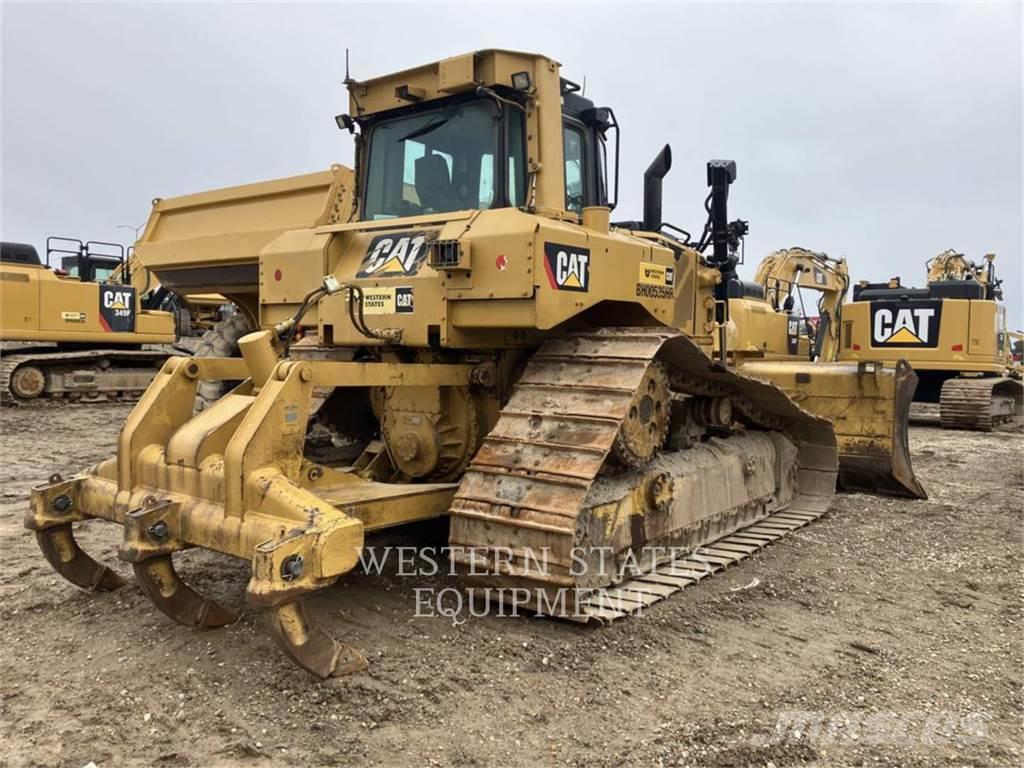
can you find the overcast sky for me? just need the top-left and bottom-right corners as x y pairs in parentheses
(2, 2), (1021, 326)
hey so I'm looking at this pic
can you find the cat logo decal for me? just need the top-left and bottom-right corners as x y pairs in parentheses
(543, 243), (590, 292)
(357, 232), (433, 278)
(871, 301), (942, 348)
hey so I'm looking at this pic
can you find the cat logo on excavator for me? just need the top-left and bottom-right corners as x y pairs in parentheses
(98, 285), (136, 332)
(871, 301), (941, 347)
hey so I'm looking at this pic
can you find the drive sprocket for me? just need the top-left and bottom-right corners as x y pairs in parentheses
(612, 361), (670, 467)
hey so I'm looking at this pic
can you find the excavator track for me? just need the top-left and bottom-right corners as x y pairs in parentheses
(449, 327), (836, 620)
(939, 377), (1023, 431)
(0, 347), (173, 404)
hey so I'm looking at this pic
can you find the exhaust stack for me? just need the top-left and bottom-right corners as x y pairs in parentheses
(642, 145), (672, 231)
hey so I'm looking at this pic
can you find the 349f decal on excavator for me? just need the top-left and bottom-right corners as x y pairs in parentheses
(871, 301), (941, 347)
(357, 232), (431, 278)
(544, 243), (590, 292)
(99, 285), (136, 332)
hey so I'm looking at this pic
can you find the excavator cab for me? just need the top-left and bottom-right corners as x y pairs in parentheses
(47, 237), (126, 284)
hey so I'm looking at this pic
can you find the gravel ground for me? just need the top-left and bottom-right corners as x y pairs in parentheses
(0, 402), (1020, 767)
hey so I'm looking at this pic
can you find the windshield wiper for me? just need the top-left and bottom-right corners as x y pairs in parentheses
(398, 116), (450, 142)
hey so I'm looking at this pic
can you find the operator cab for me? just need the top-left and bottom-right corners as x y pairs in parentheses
(46, 237), (125, 283)
(345, 53), (618, 222)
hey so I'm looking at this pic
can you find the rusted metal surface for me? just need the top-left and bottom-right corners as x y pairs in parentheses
(265, 600), (368, 680)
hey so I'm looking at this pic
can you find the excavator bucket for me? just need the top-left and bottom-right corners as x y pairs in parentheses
(740, 359), (926, 499)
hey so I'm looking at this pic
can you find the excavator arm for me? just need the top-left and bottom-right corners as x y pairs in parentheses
(754, 247), (849, 361)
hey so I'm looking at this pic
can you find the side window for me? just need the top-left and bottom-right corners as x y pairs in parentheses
(563, 126), (585, 214)
(61, 257), (80, 278)
(508, 112), (525, 207)
(93, 266), (116, 283)
(596, 135), (608, 205)
(479, 153), (495, 209)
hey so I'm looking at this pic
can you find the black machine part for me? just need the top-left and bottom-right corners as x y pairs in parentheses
(642, 144), (672, 231)
(0, 242), (42, 266)
(701, 160), (755, 323)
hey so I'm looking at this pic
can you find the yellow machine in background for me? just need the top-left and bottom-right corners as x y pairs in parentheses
(839, 249), (1022, 430)
(30, 50), (921, 677)
(723, 246), (849, 361)
(719, 247), (924, 498)
(1008, 330), (1023, 378)
(0, 238), (178, 401)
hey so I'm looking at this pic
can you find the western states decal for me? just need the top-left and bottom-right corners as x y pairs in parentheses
(870, 301), (942, 348)
(99, 285), (135, 332)
(543, 243), (590, 292)
(636, 262), (675, 300)
(360, 286), (414, 315)
(358, 232), (431, 278)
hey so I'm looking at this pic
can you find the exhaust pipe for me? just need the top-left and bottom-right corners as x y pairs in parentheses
(642, 144), (672, 231)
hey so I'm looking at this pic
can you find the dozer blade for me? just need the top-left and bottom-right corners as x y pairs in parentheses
(741, 359), (927, 499)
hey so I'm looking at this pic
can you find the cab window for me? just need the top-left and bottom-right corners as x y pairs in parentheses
(563, 126), (585, 214)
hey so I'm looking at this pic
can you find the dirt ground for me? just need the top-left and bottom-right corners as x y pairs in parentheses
(0, 402), (1020, 768)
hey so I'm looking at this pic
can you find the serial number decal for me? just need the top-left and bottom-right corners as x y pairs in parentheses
(359, 286), (414, 316)
(635, 284), (674, 299)
(543, 243), (590, 292)
(357, 232), (432, 278)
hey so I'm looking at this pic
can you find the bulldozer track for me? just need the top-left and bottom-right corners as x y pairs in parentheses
(0, 348), (172, 404)
(579, 505), (826, 620)
(449, 327), (836, 620)
(939, 377), (1023, 431)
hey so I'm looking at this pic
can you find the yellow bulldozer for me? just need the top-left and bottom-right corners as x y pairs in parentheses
(718, 246), (924, 498)
(0, 237), (179, 401)
(28, 50), (922, 677)
(838, 249), (1023, 430)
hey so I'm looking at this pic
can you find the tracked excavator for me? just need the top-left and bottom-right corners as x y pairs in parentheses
(0, 238), (179, 401)
(31, 50), (913, 677)
(839, 249), (1022, 430)
(719, 246), (925, 497)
